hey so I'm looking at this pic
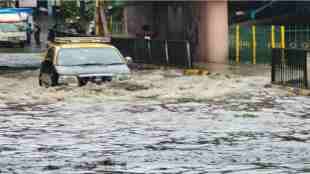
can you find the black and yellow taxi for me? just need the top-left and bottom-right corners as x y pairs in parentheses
(39, 37), (131, 87)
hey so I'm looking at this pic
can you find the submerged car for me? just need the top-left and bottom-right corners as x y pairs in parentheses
(39, 37), (131, 87)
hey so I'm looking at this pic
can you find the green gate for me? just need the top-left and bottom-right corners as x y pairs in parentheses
(229, 24), (284, 64)
(239, 26), (253, 64)
(230, 24), (310, 64)
(256, 25), (272, 64)
(229, 26), (236, 64)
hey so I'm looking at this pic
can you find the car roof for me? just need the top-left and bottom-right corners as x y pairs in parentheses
(49, 43), (116, 49)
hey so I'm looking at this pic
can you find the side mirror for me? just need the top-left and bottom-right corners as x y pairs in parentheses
(125, 56), (133, 63)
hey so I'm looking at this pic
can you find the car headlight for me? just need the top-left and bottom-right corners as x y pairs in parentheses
(113, 74), (130, 81)
(58, 75), (79, 85)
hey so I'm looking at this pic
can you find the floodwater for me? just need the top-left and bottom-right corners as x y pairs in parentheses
(1, 54), (310, 173)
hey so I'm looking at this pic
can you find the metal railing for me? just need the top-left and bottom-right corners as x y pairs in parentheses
(111, 22), (124, 34)
(230, 24), (310, 64)
(271, 48), (308, 88)
(111, 38), (192, 68)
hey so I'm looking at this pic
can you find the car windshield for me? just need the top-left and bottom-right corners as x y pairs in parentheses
(58, 47), (124, 66)
(0, 23), (23, 32)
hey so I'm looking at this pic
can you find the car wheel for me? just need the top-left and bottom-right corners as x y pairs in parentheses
(39, 74), (43, 86)
(78, 78), (87, 86)
(19, 42), (25, 48)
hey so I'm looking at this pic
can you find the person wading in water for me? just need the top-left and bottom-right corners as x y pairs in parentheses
(34, 24), (41, 46)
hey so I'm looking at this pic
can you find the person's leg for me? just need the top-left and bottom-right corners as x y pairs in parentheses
(38, 33), (41, 45)
(27, 33), (31, 44)
(34, 33), (37, 44)
(35, 33), (39, 45)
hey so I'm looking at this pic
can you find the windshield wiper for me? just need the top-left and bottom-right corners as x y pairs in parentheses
(64, 63), (124, 66)
(104, 62), (124, 65)
(69, 63), (106, 66)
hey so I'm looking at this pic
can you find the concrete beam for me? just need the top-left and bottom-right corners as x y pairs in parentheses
(198, 1), (228, 64)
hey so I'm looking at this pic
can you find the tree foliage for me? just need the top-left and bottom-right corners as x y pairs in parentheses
(61, 1), (80, 21)
(59, 0), (126, 23)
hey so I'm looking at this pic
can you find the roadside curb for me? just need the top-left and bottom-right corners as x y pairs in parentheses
(183, 69), (209, 76)
(271, 84), (310, 96)
(129, 64), (210, 76)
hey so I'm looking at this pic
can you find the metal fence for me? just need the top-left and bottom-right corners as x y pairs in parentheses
(111, 22), (125, 34)
(271, 48), (308, 88)
(229, 24), (310, 65)
(111, 38), (192, 68)
(229, 25), (282, 64)
(286, 24), (310, 49)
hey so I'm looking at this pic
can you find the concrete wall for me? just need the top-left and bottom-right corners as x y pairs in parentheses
(167, 5), (186, 40)
(124, 5), (154, 37)
(153, 3), (187, 40)
(153, 4), (168, 39)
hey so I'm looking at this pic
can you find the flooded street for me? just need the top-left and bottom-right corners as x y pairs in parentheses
(1, 54), (310, 173)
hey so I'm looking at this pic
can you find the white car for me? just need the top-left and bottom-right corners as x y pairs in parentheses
(0, 22), (27, 47)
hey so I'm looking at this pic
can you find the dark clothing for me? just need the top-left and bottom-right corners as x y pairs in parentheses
(34, 25), (41, 45)
(26, 24), (32, 44)
(47, 29), (56, 42)
(26, 25), (32, 44)
(26, 32), (31, 44)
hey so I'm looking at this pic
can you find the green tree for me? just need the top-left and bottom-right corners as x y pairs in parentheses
(84, 1), (95, 21)
(61, 1), (80, 22)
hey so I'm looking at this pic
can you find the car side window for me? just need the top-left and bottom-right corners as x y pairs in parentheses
(46, 48), (55, 62)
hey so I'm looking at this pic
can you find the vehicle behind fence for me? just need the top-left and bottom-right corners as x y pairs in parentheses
(111, 38), (192, 68)
(271, 48), (308, 88)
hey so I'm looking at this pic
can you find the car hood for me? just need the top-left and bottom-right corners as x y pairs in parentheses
(55, 64), (130, 76)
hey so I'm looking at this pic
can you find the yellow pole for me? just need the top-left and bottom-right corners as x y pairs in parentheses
(110, 16), (113, 33)
(236, 25), (240, 64)
(280, 26), (286, 68)
(281, 25), (286, 49)
(252, 25), (256, 64)
(271, 25), (275, 48)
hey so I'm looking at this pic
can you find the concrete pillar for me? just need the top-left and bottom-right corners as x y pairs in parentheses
(198, 1), (228, 64)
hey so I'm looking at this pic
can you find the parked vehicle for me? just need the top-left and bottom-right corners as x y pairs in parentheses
(0, 8), (33, 47)
(0, 22), (27, 47)
(39, 37), (132, 87)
